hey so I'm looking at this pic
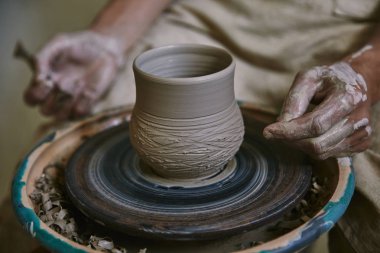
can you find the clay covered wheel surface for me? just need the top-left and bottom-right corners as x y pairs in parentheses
(65, 108), (312, 241)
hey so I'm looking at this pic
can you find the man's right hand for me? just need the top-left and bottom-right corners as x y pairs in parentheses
(24, 31), (124, 120)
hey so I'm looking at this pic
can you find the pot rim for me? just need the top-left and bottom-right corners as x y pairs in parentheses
(11, 102), (355, 253)
(133, 44), (235, 84)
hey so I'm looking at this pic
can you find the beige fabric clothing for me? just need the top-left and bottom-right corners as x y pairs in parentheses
(95, 0), (380, 252)
(96, 0), (379, 113)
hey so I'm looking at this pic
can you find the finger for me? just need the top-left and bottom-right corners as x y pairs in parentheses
(278, 66), (327, 122)
(348, 138), (371, 153)
(289, 118), (353, 158)
(40, 88), (72, 117)
(289, 116), (370, 159)
(313, 127), (371, 160)
(36, 71), (84, 120)
(347, 125), (372, 147)
(55, 70), (85, 97)
(45, 67), (87, 120)
(82, 54), (117, 100)
(55, 95), (76, 121)
(72, 55), (117, 117)
(53, 78), (83, 120)
(40, 91), (58, 116)
(24, 80), (52, 106)
(36, 34), (71, 74)
(329, 138), (371, 159)
(264, 88), (363, 140)
(72, 95), (93, 118)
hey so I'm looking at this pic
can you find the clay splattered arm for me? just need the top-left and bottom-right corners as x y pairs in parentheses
(263, 24), (380, 159)
(23, 0), (171, 120)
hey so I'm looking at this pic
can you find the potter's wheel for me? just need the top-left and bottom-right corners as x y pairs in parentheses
(65, 111), (312, 241)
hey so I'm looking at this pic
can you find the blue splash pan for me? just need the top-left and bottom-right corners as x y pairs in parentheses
(12, 102), (354, 253)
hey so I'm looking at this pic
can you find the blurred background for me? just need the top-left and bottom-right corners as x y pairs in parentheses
(0, 0), (106, 203)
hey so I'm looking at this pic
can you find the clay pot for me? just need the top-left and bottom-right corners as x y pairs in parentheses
(130, 44), (245, 179)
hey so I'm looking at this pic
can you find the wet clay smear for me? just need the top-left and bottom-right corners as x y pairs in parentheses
(29, 163), (329, 252)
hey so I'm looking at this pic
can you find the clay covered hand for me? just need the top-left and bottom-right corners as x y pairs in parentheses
(263, 61), (374, 160)
(24, 31), (124, 120)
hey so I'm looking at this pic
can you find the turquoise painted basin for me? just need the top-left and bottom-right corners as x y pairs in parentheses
(12, 103), (354, 253)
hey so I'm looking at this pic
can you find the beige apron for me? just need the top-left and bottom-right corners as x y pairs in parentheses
(95, 0), (380, 251)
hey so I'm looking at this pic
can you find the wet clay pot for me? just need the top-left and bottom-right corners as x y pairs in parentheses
(130, 44), (245, 179)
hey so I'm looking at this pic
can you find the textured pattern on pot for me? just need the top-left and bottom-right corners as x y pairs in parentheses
(130, 44), (245, 179)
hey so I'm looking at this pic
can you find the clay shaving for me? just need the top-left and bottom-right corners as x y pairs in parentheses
(266, 176), (329, 234)
(30, 164), (328, 252)
(29, 164), (146, 253)
(236, 176), (329, 250)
